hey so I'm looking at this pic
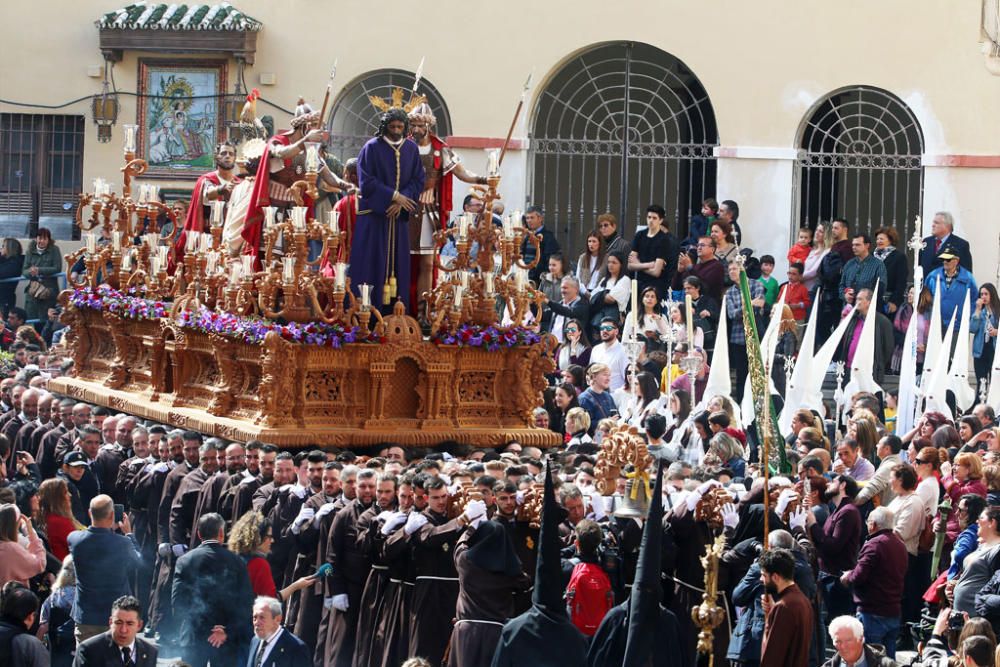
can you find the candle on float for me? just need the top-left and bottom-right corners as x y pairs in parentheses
(359, 283), (372, 309)
(484, 272), (495, 295)
(459, 270), (470, 289)
(453, 284), (464, 310)
(512, 210), (523, 229)
(199, 234), (212, 254)
(85, 233), (96, 254)
(210, 200), (225, 227)
(502, 214), (514, 240)
(334, 262), (346, 290)
(137, 184), (147, 205)
(458, 214), (470, 241)
(205, 252), (218, 274)
(515, 268), (526, 293)
(241, 255), (253, 277)
(282, 257), (296, 283)
(263, 207), (277, 228)
(123, 124), (137, 154)
(328, 209), (340, 235)
(121, 251), (132, 271)
(305, 143), (321, 173)
(685, 293), (694, 345)
(156, 246), (168, 267)
(149, 255), (160, 276)
(147, 184), (159, 204)
(185, 231), (199, 253)
(291, 207), (308, 230)
(112, 231), (122, 251)
(144, 233), (158, 250)
(229, 262), (243, 286)
(486, 149), (499, 177)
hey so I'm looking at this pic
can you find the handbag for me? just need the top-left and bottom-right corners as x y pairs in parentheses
(27, 279), (53, 301)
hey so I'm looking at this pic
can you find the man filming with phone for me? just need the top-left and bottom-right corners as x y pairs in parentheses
(67, 494), (142, 644)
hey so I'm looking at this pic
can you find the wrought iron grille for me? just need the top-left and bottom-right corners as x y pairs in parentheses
(0, 114), (85, 239)
(797, 86), (924, 243)
(529, 42), (718, 257)
(325, 69), (452, 164)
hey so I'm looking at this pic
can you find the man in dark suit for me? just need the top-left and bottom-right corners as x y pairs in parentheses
(172, 512), (255, 667)
(918, 210), (973, 276)
(68, 494), (143, 644)
(541, 275), (590, 343)
(521, 205), (561, 284)
(73, 595), (157, 666)
(247, 596), (311, 667)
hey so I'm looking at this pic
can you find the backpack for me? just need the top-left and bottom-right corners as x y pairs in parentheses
(565, 560), (614, 636)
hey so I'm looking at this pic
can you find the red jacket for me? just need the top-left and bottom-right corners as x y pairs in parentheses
(843, 528), (908, 617)
(46, 513), (76, 561)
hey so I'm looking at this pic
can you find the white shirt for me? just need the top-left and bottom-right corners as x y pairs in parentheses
(256, 626), (284, 665)
(590, 340), (630, 391)
(916, 476), (939, 518)
(118, 640), (136, 664)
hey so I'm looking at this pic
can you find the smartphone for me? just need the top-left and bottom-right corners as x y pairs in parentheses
(114, 504), (125, 524)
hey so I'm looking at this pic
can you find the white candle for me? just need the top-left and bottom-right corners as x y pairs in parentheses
(502, 215), (514, 240)
(485, 273), (495, 295)
(334, 262), (346, 290)
(210, 200), (225, 227)
(359, 283), (371, 309)
(305, 143), (320, 173)
(186, 231), (200, 253)
(453, 284), (464, 310)
(630, 279), (638, 334)
(123, 124), (137, 154)
(137, 184), (148, 205)
(291, 207), (308, 230)
(459, 270), (470, 289)
(85, 233), (96, 254)
(92, 178), (103, 197)
(206, 251), (218, 274)
(512, 210), (522, 228)
(147, 185), (159, 204)
(157, 246), (168, 267)
(144, 233), (158, 250)
(458, 214), (470, 241)
(112, 231), (121, 250)
(199, 234), (212, 253)
(282, 257), (295, 282)
(121, 251), (132, 271)
(241, 255), (253, 277)
(229, 262), (243, 286)
(328, 210), (340, 235)
(515, 268), (526, 293)
(487, 149), (499, 176)
(685, 293), (695, 345)
(150, 255), (160, 276)
(264, 207), (277, 228)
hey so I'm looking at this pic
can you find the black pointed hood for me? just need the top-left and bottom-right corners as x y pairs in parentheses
(623, 459), (665, 665)
(532, 461), (568, 616)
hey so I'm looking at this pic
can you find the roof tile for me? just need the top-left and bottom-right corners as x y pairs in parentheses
(96, 1), (262, 32)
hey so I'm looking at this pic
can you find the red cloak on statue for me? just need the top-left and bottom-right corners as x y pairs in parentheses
(172, 170), (238, 270)
(409, 134), (455, 310)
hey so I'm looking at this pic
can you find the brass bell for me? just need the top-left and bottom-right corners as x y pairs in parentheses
(614, 477), (650, 519)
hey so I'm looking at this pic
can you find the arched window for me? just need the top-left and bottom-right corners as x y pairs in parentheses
(530, 42), (718, 255)
(326, 69), (452, 162)
(797, 86), (924, 241)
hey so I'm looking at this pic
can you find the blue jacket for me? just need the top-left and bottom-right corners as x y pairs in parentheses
(245, 628), (311, 667)
(926, 266), (977, 331)
(970, 308), (999, 359)
(67, 527), (142, 625)
(578, 388), (617, 435)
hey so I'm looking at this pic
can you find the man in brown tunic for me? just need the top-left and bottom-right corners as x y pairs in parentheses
(760, 548), (813, 667)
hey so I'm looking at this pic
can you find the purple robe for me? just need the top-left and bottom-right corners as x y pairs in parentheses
(349, 136), (425, 311)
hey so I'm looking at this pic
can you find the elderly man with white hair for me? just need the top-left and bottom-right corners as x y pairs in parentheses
(248, 596), (310, 667)
(918, 210), (973, 275)
(839, 506), (908, 659)
(824, 615), (897, 667)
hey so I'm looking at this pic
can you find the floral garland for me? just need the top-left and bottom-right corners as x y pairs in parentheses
(69, 288), (542, 350)
(431, 324), (541, 351)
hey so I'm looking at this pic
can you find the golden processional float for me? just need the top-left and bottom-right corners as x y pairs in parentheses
(48, 83), (560, 448)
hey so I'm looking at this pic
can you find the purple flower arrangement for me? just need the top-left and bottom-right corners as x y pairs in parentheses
(431, 324), (541, 351)
(174, 306), (383, 348)
(69, 286), (167, 321)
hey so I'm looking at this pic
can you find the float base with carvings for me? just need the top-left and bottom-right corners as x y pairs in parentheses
(49, 290), (560, 448)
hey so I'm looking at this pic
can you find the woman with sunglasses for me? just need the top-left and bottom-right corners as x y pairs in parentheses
(557, 319), (590, 371)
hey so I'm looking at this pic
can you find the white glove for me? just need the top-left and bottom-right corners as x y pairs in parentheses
(315, 502), (338, 520)
(463, 499), (487, 521)
(685, 490), (703, 512)
(291, 506), (316, 534)
(153, 462), (169, 474)
(157, 543), (170, 558)
(405, 512), (429, 535)
(381, 512), (407, 535)
(331, 594), (349, 611)
(789, 507), (808, 532)
(291, 484), (308, 499)
(515, 491), (525, 506)
(471, 516), (486, 529)
(447, 483), (462, 496)
(240, 471), (256, 485)
(696, 479), (722, 496)
(588, 498), (607, 522)
(171, 544), (187, 558)
(323, 596), (334, 609)
(775, 489), (797, 517)
(279, 483), (295, 494)
(721, 503), (739, 530)
(439, 473), (452, 486)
